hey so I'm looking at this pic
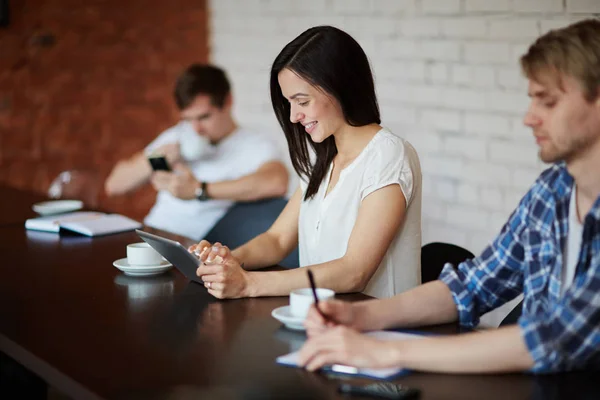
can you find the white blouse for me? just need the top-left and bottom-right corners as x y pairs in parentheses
(298, 128), (422, 298)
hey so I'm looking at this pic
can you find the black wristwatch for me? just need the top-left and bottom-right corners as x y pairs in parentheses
(195, 181), (210, 201)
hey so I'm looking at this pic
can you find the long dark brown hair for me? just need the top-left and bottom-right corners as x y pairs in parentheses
(270, 26), (381, 200)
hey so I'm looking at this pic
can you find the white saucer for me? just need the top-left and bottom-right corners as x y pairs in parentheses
(271, 305), (306, 331)
(33, 200), (83, 216)
(112, 257), (173, 277)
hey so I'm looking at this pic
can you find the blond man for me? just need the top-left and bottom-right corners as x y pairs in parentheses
(299, 19), (600, 374)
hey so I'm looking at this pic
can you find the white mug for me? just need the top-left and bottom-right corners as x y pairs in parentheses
(126, 242), (163, 266)
(289, 288), (335, 319)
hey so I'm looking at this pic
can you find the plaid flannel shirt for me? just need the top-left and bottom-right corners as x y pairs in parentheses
(440, 163), (600, 373)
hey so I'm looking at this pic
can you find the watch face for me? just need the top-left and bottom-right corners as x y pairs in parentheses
(195, 183), (208, 201)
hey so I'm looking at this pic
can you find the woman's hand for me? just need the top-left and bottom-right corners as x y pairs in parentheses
(188, 240), (227, 264)
(189, 242), (252, 299)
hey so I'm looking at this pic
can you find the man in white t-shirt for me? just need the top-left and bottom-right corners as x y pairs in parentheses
(105, 64), (288, 240)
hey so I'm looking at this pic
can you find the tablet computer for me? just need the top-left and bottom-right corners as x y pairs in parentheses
(136, 230), (202, 284)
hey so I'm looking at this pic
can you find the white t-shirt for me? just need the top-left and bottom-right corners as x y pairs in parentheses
(298, 128), (422, 298)
(562, 185), (583, 295)
(143, 122), (281, 240)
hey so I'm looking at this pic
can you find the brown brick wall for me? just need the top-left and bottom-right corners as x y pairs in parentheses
(0, 0), (208, 221)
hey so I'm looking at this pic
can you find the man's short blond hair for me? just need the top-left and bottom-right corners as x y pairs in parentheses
(520, 19), (600, 101)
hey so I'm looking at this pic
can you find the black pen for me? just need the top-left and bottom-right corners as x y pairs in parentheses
(307, 269), (330, 323)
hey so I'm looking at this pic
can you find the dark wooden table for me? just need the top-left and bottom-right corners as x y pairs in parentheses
(0, 185), (596, 399)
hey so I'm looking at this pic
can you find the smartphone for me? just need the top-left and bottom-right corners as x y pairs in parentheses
(148, 155), (171, 172)
(338, 382), (420, 399)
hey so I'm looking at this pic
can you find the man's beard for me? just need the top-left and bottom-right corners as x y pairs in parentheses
(538, 135), (593, 164)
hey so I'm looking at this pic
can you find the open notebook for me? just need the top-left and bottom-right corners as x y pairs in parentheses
(276, 330), (425, 380)
(25, 211), (142, 237)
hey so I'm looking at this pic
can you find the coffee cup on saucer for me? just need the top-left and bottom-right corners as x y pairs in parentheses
(126, 242), (163, 266)
(289, 288), (335, 319)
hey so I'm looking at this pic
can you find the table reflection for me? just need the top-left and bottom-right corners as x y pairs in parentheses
(114, 272), (176, 304)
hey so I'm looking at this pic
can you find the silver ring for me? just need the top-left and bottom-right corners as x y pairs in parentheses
(206, 282), (211, 289)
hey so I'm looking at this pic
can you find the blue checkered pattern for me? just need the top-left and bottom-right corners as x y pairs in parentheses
(439, 163), (600, 373)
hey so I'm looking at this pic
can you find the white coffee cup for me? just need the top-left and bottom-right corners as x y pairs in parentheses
(289, 288), (335, 319)
(126, 242), (163, 266)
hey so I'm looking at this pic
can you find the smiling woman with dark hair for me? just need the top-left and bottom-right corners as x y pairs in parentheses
(189, 26), (423, 300)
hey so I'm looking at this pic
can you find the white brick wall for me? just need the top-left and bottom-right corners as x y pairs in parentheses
(209, 0), (599, 257)
(514, 0), (563, 13)
(567, 0), (600, 13)
(422, 0), (461, 14)
(465, 0), (511, 13)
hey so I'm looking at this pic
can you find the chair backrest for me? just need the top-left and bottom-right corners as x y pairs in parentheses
(47, 170), (101, 209)
(204, 197), (299, 269)
(421, 242), (475, 284)
(499, 299), (523, 326)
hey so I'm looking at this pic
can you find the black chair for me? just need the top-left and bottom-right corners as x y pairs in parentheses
(499, 300), (523, 326)
(204, 197), (299, 269)
(421, 242), (475, 284)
